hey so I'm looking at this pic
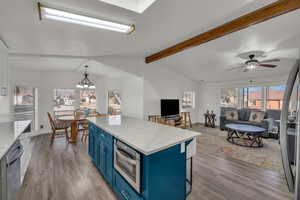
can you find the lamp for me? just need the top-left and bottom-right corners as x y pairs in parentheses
(77, 66), (96, 89)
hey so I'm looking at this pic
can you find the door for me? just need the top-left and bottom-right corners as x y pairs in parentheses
(280, 60), (300, 199)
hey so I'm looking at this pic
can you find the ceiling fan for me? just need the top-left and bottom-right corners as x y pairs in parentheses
(228, 51), (280, 72)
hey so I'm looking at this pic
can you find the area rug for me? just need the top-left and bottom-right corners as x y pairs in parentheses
(190, 124), (284, 176)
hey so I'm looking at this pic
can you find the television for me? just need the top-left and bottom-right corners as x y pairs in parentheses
(161, 99), (180, 117)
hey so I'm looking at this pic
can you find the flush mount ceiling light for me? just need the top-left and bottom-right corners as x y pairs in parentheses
(77, 66), (96, 89)
(37, 2), (135, 34)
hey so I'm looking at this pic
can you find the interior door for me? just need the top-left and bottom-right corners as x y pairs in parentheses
(280, 60), (300, 199)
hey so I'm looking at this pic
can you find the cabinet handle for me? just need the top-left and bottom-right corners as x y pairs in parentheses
(121, 190), (130, 200)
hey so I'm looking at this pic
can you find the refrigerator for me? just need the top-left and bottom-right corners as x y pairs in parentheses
(281, 59), (300, 199)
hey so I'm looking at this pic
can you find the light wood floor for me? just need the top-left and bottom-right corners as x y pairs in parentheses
(18, 134), (293, 200)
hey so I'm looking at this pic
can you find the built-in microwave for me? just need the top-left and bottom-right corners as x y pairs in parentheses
(114, 140), (141, 193)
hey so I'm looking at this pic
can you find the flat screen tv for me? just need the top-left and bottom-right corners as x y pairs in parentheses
(161, 99), (180, 117)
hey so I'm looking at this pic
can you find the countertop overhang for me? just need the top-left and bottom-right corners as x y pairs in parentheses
(88, 116), (200, 155)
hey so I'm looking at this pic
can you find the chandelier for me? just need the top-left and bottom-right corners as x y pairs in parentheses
(76, 65), (96, 89)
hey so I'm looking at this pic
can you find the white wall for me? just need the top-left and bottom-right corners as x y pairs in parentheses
(143, 63), (200, 122)
(99, 56), (201, 122)
(120, 77), (144, 119)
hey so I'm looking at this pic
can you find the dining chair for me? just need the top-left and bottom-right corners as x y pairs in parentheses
(47, 112), (71, 142)
(74, 110), (89, 143)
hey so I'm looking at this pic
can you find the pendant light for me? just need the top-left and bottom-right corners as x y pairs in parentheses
(77, 66), (96, 89)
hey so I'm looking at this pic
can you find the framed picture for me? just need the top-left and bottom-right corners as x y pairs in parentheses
(108, 90), (121, 115)
(182, 91), (195, 109)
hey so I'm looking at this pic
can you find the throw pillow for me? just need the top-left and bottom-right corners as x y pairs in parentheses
(225, 110), (238, 120)
(249, 111), (265, 123)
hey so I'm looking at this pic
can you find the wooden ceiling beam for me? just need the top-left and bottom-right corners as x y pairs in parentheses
(145, 0), (300, 63)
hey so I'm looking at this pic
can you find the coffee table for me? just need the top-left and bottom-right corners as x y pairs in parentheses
(225, 124), (266, 148)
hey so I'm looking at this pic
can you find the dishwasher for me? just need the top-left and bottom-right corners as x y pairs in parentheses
(0, 140), (24, 200)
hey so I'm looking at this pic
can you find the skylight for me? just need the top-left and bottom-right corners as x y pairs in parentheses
(99, 0), (157, 13)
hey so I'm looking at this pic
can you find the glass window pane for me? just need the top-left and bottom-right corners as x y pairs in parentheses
(243, 87), (262, 109)
(80, 90), (96, 110)
(53, 89), (76, 118)
(267, 85), (285, 110)
(14, 86), (34, 106)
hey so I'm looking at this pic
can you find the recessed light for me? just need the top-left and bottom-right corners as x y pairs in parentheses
(37, 3), (135, 34)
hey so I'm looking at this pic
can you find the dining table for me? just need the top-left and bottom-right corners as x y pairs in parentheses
(58, 115), (87, 143)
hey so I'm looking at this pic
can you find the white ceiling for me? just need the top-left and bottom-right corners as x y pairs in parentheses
(1, 0), (300, 82)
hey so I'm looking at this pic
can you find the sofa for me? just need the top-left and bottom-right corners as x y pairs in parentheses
(220, 107), (281, 138)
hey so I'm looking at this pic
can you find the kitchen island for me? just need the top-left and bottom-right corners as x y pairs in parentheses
(88, 115), (200, 200)
(0, 119), (32, 200)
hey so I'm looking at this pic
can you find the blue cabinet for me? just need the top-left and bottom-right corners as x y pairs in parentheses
(88, 124), (97, 163)
(88, 123), (113, 185)
(113, 170), (142, 200)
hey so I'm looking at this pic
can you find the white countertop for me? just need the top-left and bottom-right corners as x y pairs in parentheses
(0, 120), (31, 159)
(88, 116), (200, 155)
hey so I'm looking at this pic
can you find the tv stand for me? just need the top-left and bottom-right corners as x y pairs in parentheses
(162, 115), (181, 120)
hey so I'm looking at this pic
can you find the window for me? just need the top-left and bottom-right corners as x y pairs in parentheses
(108, 90), (121, 115)
(243, 87), (262, 109)
(53, 89), (76, 118)
(14, 86), (36, 131)
(14, 86), (34, 107)
(266, 85), (285, 110)
(80, 90), (96, 111)
(220, 88), (238, 107)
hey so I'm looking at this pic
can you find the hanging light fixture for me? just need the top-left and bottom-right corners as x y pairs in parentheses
(77, 66), (96, 89)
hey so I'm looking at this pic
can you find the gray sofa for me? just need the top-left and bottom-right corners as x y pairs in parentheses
(220, 107), (281, 138)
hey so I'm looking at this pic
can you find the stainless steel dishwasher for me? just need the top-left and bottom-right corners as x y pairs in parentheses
(0, 140), (24, 200)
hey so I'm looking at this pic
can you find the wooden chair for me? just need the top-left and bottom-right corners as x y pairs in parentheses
(180, 112), (192, 128)
(74, 110), (89, 142)
(47, 112), (71, 142)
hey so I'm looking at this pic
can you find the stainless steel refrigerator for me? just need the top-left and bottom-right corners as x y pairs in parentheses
(281, 60), (300, 200)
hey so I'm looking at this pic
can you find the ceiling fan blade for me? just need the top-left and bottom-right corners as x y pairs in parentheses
(259, 58), (280, 63)
(259, 64), (277, 68)
(227, 64), (244, 71)
(243, 68), (249, 72)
